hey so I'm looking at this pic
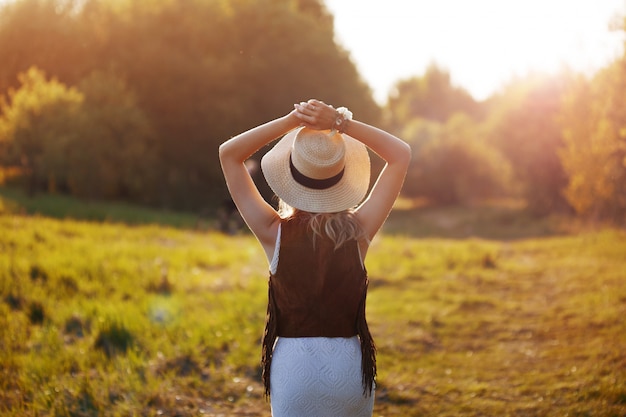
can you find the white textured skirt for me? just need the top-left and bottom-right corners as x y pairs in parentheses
(269, 336), (375, 417)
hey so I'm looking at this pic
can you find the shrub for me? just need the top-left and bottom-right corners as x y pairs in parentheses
(94, 319), (134, 358)
(64, 315), (90, 339)
(403, 115), (513, 205)
(27, 300), (46, 325)
(0, 66), (83, 194)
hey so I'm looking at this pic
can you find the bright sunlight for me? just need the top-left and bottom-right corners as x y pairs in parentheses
(326, 0), (625, 101)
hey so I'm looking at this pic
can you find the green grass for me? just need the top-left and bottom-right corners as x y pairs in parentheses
(0, 186), (207, 229)
(1, 191), (625, 416)
(0, 214), (265, 416)
(365, 231), (626, 416)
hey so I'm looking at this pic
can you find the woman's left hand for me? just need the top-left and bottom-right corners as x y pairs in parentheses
(293, 99), (337, 130)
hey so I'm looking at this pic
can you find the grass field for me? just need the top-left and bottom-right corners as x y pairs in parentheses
(1, 189), (625, 416)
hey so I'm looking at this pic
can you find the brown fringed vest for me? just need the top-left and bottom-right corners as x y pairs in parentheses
(261, 217), (376, 398)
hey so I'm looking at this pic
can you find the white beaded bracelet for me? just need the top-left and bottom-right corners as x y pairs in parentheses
(333, 106), (353, 133)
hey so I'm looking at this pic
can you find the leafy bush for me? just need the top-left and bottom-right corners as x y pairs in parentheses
(0, 67), (84, 194)
(0, 67), (159, 203)
(485, 74), (571, 215)
(559, 61), (626, 224)
(403, 115), (512, 205)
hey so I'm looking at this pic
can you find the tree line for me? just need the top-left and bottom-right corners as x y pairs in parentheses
(0, 0), (379, 211)
(389, 59), (625, 224)
(0, 0), (624, 225)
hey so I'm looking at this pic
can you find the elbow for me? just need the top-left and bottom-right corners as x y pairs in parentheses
(398, 141), (412, 168)
(385, 142), (411, 173)
(218, 141), (231, 164)
(219, 140), (248, 169)
(218, 142), (227, 158)
(403, 141), (412, 160)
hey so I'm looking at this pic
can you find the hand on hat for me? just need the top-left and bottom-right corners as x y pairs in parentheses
(294, 99), (337, 131)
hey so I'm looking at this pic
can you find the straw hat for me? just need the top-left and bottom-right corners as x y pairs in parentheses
(261, 127), (370, 213)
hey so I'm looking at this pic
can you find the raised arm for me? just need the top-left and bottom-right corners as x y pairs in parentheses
(344, 120), (411, 238)
(218, 109), (301, 254)
(295, 100), (411, 240)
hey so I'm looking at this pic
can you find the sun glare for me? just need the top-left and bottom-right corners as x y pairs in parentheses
(326, 0), (625, 101)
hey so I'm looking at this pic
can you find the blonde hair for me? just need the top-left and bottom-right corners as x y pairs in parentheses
(278, 200), (369, 249)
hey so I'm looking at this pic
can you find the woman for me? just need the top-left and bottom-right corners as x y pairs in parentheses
(219, 99), (410, 416)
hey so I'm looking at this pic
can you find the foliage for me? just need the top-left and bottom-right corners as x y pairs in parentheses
(1, 0), (625, 221)
(0, 207), (625, 416)
(385, 65), (514, 207)
(69, 71), (158, 202)
(0, 0), (380, 210)
(385, 64), (484, 132)
(559, 59), (626, 224)
(403, 114), (513, 205)
(0, 67), (84, 193)
(485, 73), (572, 216)
(0, 67), (158, 202)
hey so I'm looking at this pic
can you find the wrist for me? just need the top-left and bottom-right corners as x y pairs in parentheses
(283, 111), (302, 130)
(333, 107), (353, 133)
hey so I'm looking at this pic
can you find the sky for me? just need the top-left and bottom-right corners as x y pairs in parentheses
(325, 0), (626, 103)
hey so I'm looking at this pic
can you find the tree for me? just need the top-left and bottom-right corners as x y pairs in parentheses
(0, 0), (381, 210)
(0, 67), (158, 202)
(559, 59), (626, 223)
(67, 71), (158, 202)
(386, 64), (484, 132)
(77, 0), (381, 209)
(403, 114), (512, 205)
(485, 73), (571, 215)
(0, 67), (83, 194)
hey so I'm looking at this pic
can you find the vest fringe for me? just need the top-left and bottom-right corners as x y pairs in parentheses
(357, 278), (377, 396)
(261, 279), (277, 399)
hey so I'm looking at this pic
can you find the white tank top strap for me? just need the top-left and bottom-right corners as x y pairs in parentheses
(269, 222), (281, 275)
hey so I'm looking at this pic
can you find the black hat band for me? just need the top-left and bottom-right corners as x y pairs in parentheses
(289, 154), (345, 190)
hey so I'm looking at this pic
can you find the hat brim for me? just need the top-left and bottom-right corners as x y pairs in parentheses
(261, 128), (370, 213)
